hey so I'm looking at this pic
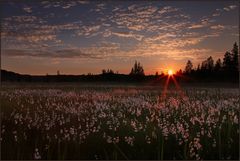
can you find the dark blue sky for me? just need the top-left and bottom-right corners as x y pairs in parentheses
(1, 0), (239, 75)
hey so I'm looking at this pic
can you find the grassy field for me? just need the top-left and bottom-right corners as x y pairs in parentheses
(1, 84), (239, 160)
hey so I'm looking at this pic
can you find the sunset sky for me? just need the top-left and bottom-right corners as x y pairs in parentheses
(1, 0), (239, 75)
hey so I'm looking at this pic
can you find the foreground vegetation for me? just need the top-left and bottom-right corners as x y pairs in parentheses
(1, 85), (239, 160)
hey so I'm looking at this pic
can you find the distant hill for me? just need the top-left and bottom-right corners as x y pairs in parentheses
(1, 69), (30, 81)
(0, 69), (135, 83)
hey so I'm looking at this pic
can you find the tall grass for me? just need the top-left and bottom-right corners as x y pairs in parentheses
(0, 86), (239, 160)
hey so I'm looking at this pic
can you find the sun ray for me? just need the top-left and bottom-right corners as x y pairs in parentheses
(160, 75), (170, 100)
(172, 75), (187, 99)
(159, 69), (188, 102)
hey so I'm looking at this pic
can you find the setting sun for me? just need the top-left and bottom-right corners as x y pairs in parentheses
(168, 69), (174, 76)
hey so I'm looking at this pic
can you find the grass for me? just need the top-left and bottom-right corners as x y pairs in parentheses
(0, 84), (239, 160)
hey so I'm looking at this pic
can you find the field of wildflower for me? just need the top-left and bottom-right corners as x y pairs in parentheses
(1, 84), (239, 160)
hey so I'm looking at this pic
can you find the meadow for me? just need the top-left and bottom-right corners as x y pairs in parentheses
(1, 84), (239, 160)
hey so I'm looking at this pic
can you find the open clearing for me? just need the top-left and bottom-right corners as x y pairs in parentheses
(1, 84), (239, 160)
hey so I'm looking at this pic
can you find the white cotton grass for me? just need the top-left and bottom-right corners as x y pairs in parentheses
(0, 87), (239, 160)
(34, 148), (41, 160)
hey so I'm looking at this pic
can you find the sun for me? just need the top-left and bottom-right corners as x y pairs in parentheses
(168, 69), (174, 76)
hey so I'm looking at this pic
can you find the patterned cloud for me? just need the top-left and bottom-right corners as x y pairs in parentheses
(1, 1), (239, 74)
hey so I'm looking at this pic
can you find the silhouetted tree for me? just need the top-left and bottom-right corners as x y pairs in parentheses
(231, 42), (239, 71)
(197, 64), (200, 72)
(102, 69), (115, 75)
(201, 56), (214, 72)
(201, 60), (207, 72)
(214, 58), (222, 72)
(130, 61), (145, 76)
(107, 69), (114, 74)
(176, 69), (183, 75)
(223, 51), (232, 71)
(207, 56), (214, 71)
(102, 69), (106, 74)
(185, 60), (193, 74)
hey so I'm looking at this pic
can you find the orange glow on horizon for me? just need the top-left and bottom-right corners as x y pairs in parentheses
(167, 69), (174, 76)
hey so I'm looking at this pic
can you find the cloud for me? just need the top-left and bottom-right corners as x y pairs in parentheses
(135, 6), (158, 15)
(16, 34), (57, 43)
(2, 42), (120, 59)
(223, 5), (237, 12)
(1, 1), (238, 64)
(90, 3), (106, 13)
(51, 59), (60, 65)
(41, 1), (89, 9)
(4, 16), (39, 23)
(107, 40), (213, 62)
(76, 25), (101, 37)
(23, 6), (32, 13)
(3, 3), (191, 48)
(229, 5), (237, 10)
(2, 48), (99, 59)
(158, 6), (179, 14)
(188, 24), (205, 29)
(111, 31), (144, 41)
(2, 14), (83, 48)
(62, 1), (77, 9)
(212, 4), (238, 17)
(187, 16), (215, 30)
(144, 33), (176, 43)
(223, 7), (230, 11)
(112, 7), (120, 12)
(210, 25), (225, 30)
(2, 42), (213, 63)
(212, 13), (220, 17)
(107, 4), (189, 36)
(41, 1), (64, 8)
(77, 0), (89, 4)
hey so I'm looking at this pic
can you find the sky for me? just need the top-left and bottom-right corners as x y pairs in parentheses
(1, 0), (239, 75)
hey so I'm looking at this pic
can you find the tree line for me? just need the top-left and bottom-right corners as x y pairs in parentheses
(182, 42), (239, 82)
(184, 42), (238, 74)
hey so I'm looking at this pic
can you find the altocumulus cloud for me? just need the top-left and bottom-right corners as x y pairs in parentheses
(1, 1), (238, 63)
